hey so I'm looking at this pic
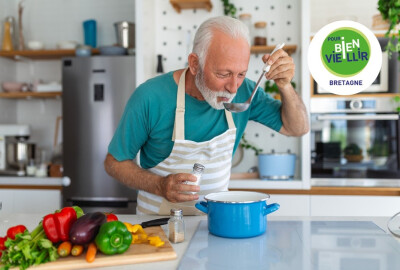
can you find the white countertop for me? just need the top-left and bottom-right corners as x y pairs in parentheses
(1, 214), (399, 270)
(0, 176), (69, 187)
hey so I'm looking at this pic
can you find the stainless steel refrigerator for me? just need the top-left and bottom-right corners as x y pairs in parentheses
(62, 56), (137, 214)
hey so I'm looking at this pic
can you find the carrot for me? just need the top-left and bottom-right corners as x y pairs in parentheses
(86, 242), (97, 263)
(57, 241), (72, 257)
(71, 244), (84, 256)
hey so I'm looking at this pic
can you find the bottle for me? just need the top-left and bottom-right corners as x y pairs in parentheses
(186, 163), (205, 194)
(254, 21), (267, 46)
(168, 208), (185, 243)
(156, 54), (164, 74)
(2, 20), (13, 51)
(238, 13), (252, 45)
(26, 159), (36, 176)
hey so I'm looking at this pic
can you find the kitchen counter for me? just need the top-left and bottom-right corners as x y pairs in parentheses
(1, 214), (399, 269)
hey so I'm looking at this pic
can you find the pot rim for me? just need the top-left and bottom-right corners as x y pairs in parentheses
(259, 153), (296, 156)
(204, 191), (270, 204)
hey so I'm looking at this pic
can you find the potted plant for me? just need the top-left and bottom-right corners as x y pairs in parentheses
(377, 0), (400, 60)
(343, 143), (363, 162)
(264, 80), (296, 100)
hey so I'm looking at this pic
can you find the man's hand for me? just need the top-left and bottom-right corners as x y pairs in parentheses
(262, 49), (295, 90)
(159, 173), (200, 203)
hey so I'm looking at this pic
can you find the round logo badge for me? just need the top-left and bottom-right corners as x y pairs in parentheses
(308, 21), (382, 95)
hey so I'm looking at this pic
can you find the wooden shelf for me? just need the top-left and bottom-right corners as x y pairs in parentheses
(251, 44), (297, 55)
(0, 49), (100, 60)
(170, 0), (212, 13)
(0, 91), (61, 99)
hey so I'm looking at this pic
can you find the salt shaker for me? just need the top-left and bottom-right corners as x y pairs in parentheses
(168, 208), (185, 243)
(186, 163), (205, 194)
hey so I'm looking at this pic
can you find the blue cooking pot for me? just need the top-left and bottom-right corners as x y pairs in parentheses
(195, 191), (280, 238)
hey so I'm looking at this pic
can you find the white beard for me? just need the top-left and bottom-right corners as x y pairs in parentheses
(195, 69), (236, 110)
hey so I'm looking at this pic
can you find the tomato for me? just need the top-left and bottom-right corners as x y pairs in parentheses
(105, 213), (118, 222)
(7, 225), (27, 240)
(0, 236), (7, 257)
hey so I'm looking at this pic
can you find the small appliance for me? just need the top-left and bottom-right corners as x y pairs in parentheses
(0, 124), (34, 176)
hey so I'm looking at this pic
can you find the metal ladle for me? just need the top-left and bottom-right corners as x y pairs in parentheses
(223, 43), (285, 113)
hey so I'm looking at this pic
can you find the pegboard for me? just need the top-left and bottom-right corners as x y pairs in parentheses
(154, 0), (302, 175)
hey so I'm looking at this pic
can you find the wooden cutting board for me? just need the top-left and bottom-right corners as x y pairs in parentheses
(26, 226), (177, 269)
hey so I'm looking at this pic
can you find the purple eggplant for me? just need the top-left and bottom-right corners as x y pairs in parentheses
(69, 212), (106, 245)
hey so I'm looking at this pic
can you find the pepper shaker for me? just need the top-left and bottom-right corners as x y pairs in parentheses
(168, 208), (185, 243)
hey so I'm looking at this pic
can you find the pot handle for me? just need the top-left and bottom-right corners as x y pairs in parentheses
(195, 201), (208, 214)
(263, 203), (280, 216)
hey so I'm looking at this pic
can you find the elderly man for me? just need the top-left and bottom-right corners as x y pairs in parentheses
(104, 16), (309, 215)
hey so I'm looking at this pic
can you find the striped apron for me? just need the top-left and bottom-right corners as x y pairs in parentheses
(137, 68), (237, 215)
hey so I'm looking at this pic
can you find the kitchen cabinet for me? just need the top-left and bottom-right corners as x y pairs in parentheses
(0, 188), (61, 215)
(267, 194), (310, 216)
(310, 195), (400, 217)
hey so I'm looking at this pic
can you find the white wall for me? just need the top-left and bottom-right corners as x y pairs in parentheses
(20, 0), (135, 49)
(310, 0), (378, 33)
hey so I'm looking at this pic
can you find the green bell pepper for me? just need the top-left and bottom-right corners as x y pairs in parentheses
(95, 221), (132, 255)
(72, 206), (84, 218)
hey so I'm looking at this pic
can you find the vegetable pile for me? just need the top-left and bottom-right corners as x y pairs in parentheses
(0, 207), (166, 269)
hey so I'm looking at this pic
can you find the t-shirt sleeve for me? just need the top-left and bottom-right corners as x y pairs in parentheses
(248, 81), (283, 132)
(108, 86), (150, 161)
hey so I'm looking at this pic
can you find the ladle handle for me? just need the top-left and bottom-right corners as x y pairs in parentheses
(246, 43), (287, 105)
(262, 43), (285, 73)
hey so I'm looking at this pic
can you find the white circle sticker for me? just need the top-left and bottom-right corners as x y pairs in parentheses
(308, 20), (382, 95)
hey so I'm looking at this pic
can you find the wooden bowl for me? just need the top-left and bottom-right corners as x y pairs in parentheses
(344, 154), (363, 163)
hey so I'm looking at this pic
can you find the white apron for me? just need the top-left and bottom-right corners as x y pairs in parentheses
(137, 68), (237, 215)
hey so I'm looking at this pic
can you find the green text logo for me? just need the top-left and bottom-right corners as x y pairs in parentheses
(321, 27), (370, 77)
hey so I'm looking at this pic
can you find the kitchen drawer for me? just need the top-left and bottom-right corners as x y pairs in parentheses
(268, 195), (310, 216)
(311, 195), (400, 216)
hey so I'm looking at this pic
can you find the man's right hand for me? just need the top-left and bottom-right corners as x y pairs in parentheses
(159, 173), (200, 203)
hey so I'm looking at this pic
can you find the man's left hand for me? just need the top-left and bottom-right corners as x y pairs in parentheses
(262, 49), (295, 90)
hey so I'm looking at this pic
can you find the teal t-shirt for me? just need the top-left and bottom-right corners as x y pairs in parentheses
(108, 71), (282, 169)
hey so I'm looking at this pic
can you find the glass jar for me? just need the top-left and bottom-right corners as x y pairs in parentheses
(168, 208), (185, 243)
(254, 21), (267, 46)
(238, 13), (252, 44)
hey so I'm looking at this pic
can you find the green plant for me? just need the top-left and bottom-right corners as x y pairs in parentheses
(344, 143), (362, 156)
(377, 0), (400, 60)
(240, 133), (263, 156)
(393, 95), (400, 112)
(264, 80), (296, 94)
(368, 142), (389, 157)
(220, 0), (237, 18)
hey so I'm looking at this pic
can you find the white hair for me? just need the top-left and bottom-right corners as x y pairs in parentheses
(192, 16), (250, 68)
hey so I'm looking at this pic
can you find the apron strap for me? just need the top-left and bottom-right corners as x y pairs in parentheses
(172, 68), (187, 141)
(224, 109), (235, 129)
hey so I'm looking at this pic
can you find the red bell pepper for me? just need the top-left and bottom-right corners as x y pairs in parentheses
(43, 207), (77, 243)
(0, 236), (6, 257)
(105, 213), (118, 222)
(6, 225), (27, 240)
